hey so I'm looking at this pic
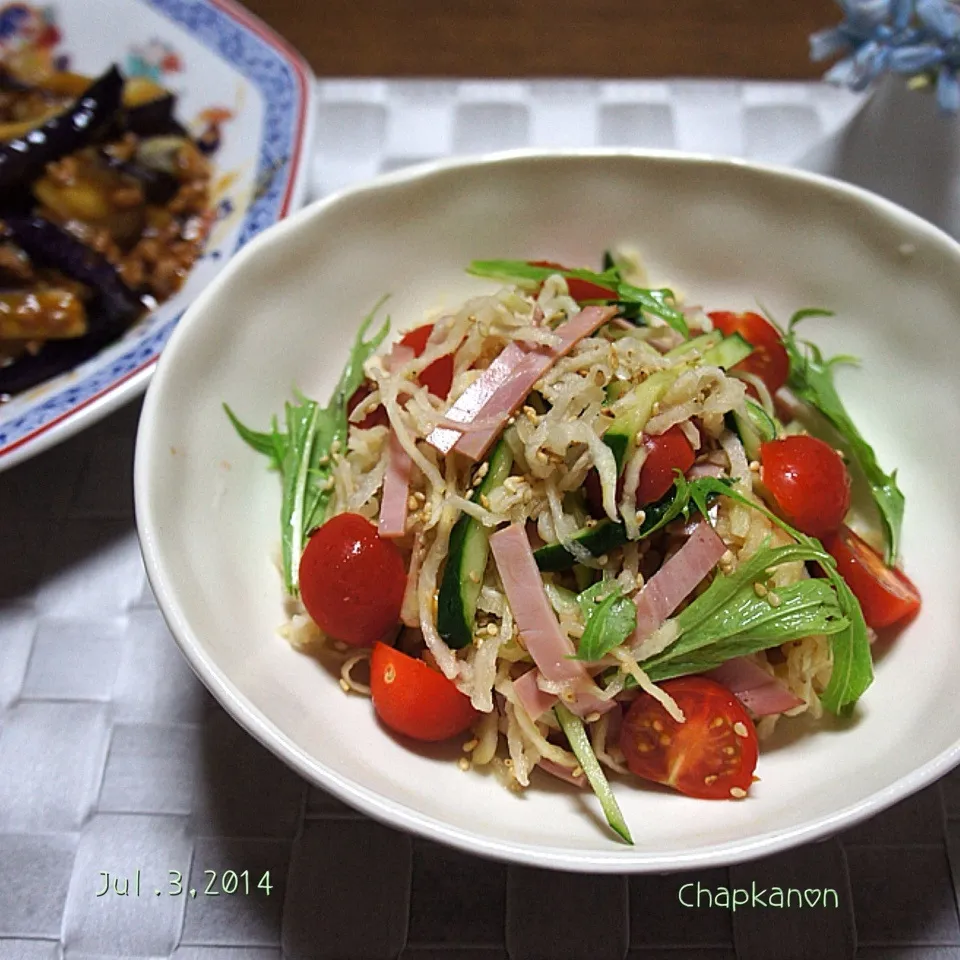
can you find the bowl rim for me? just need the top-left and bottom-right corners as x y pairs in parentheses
(135, 146), (960, 871)
(0, 0), (316, 475)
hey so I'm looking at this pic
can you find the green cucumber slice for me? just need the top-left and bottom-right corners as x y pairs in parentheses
(436, 438), (513, 649)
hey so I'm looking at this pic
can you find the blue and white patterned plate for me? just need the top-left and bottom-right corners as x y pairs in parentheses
(0, 0), (315, 471)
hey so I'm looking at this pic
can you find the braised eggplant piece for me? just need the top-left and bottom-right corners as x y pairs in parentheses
(0, 66), (123, 193)
(0, 61), (215, 401)
(4, 215), (144, 332)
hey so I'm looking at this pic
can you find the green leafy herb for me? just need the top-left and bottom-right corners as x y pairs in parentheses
(224, 296), (391, 595)
(574, 581), (638, 662)
(554, 703), (633, 845)
(668, 476), (873, 714)
(467, 259), (689, 337)
(640, 544), (849, 681)
(777, 308), (905, 565)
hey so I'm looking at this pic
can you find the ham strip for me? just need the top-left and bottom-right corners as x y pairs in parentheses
(514, 668), (563, 721)
(537, 758), (587, 789)
(630, 522), (728, 646)
(378, 344), (417, 539)
(378, 429), (413, 539)
(491, 524), (587, 686)
(427, 305), (617, 461)
(490, 524), (616, 720)
(705, 657), (804, 717)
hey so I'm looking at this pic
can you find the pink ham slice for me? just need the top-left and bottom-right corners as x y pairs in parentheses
(537, 758), (587, 789)
(378, 344), (417, 539)
(705, 657), (804, 717)
(378, 430), (413, 539)
(630, 522), (728, 647)
(426, 305), (617, 461)
(490, 524), (614, 721)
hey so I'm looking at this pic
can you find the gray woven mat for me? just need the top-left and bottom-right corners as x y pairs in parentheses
(2, 79), (958, 960)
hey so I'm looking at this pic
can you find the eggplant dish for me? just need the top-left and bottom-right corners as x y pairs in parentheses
(0, 64), (214, 400)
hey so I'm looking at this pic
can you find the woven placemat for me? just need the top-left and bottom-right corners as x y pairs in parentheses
(2, 78), (957, 960)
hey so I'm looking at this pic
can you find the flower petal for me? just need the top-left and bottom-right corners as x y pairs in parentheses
(824, 56), (864, 88)
(810, 26), (852, 60)
(891, 0), (915, 29)
(937, 63), (960, 110)
(888, 42), (947, 70)
(917, 0), (960, 41)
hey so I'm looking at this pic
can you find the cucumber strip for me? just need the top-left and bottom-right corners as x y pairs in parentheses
(665, 329), (723, 358)
(604, 368), (681, 470)
(534, 482), (727, 572)
(554, 704), (633, 845)
(700, 332), (753, 369)
(534, 518), (628, 572)
(436, 439), (513, 649)
(730, 398), (780, 462)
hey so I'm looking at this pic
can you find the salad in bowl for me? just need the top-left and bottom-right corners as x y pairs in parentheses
(226, 250), (921, 845)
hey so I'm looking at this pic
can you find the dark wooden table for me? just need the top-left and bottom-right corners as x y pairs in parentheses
(241, 0), (840, 79)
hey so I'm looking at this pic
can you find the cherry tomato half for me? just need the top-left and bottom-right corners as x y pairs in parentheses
(637, 426), (696, 505)
(400, 324), (454, 399)
(299, 513), (406, 647)
(760, 435), (851, 537)
(529, 260), (617, 302)
(708, 310), (790, 397)
(822, 524), (921, 629)
(370, 642), (478, 741)
(585, 426), (695, 516)
(346, 380), (388, 430)
(620, 677), (759, 800)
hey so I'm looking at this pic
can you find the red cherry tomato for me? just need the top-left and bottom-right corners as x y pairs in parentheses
(708, 310), (790, 397)
(620, 677), (759, 800)
(346, 381), (388, 430)
(760, 435), (851, 537)
(529, 260), (616, 302)
(370, 642), (478, 741)
(400, 324), (454, 399)
(636, 426), (696, 505)
(299, 513), (406, 647)
(822, 525), (921, 629)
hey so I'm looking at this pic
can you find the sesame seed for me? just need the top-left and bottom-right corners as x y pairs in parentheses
(469, 572), (480, 584)
(585, 712), (601, 723)
(767, 591), (782, 608)
(572, 766), (584, 778)
(597, 554), (609, 566)
(730, 787), (747, 799)
(338, 679), (351, 692)
(749, 460), (760, 473)
(464, 488), (475, 499)
(479, 494), (490, 508)
(507, 416), (516, 425)
(753, 581), (768, 597)
(407, 495), (419, 510)
(486, 623), (498, 637)
(463, 739), (478, 752)
(733, 722), (749, 738)
(458, 757), (471, 771)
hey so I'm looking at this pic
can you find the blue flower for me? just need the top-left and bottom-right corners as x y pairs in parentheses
(813, 0), (960, 112)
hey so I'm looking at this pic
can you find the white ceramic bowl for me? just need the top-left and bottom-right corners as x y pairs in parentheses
(0, 0), (314, 471)
(135, 150), (960, 872)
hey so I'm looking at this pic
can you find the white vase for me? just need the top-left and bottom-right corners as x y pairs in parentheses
(799, 75), (960, 239)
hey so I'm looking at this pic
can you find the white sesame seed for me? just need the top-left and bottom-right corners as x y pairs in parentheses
(748, 460), (761, 473)
(767, 591), (782, 608)
(730, 787), (747, 799)
(753, 581), (768, 597)
(462, 739), (478, 752)
(572, 766), (584, 778)
(458, 757), (471, 771)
